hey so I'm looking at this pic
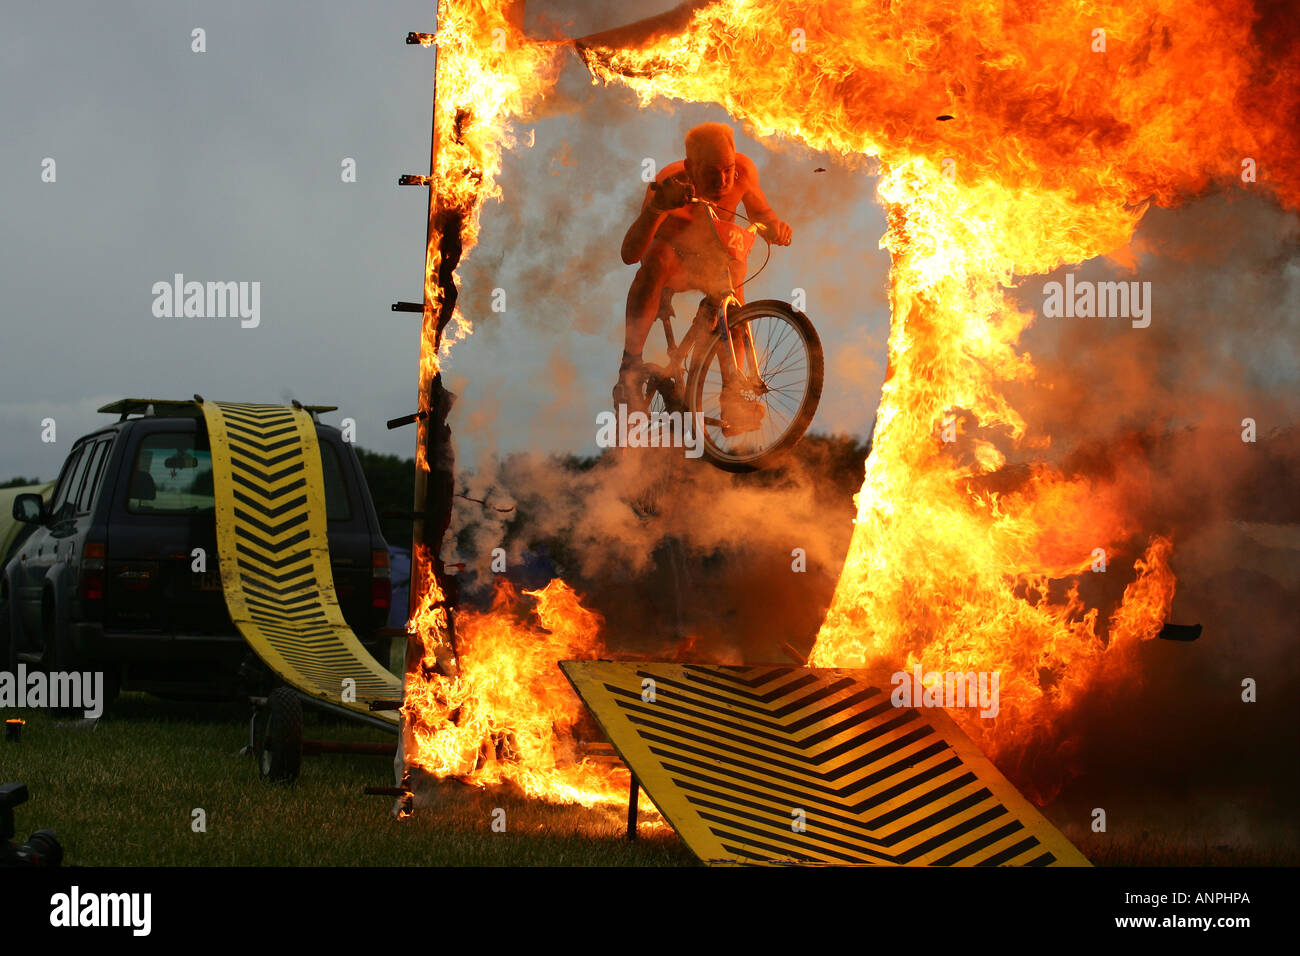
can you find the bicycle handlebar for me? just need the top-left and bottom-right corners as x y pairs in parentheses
(696, 197), (768, 237)
(649, 182), (769, 236)
(647, 182), (776, 288)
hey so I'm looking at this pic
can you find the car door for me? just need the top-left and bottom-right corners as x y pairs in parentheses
(17, 443), (89, 633)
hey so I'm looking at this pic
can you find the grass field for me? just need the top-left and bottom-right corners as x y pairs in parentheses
(1, 693), (696, 866)
(4, 690), (1290, 867)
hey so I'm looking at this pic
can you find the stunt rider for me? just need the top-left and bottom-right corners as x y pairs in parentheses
(613, 123), (793, 423)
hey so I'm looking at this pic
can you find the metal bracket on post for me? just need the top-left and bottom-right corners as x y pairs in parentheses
(1158, 622), (1203, 641)
(386, 410), (430, 430)
(391, 302), (424, 313)
(399, 175), (432, 186)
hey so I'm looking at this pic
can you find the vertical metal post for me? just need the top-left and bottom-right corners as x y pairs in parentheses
(627, 773), (640, 840)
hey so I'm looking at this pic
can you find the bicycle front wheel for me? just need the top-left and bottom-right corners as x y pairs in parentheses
(685, 299), (824, 472)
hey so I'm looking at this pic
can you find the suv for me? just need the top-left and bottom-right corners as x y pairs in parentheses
(1, 399), (393, 705)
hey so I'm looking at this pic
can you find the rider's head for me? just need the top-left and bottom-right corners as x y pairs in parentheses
(684, 123), (736, 201)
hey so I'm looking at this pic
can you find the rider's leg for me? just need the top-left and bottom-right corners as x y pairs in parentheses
(622, 240), (684, 369)
(614, 241), (685, 413)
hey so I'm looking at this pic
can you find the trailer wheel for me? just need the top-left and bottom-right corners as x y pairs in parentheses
(257, 687), (303, 783)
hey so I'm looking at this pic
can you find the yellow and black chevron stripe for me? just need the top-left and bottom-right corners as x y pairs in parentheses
(200, 401), (402, 720)
(560, 662), (1090, 866)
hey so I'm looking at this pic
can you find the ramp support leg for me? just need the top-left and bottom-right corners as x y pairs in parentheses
(627, 773), (640, 841)
(242, 698), (265, 757)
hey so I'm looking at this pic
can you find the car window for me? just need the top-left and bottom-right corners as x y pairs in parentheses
(127, 433), (215, 514)
(122, 430), (350, 519)
(49, 445), (88, 519)
(76, 439), (111, 514)
(320, 441), (352, 521)
(70, 442), (101, 514)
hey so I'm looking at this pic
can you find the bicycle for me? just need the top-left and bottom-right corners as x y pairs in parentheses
(634, 191), (824, 473)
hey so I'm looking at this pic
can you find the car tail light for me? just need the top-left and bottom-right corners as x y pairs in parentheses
(81, 540), (106, 601)
(371, 549), (391, 613)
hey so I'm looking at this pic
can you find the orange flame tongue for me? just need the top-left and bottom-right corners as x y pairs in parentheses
(804, 156), (1179, 763)
(419, 0), (563, 378)
(404, 577), (632, 807)
(404, 3), (615, 806)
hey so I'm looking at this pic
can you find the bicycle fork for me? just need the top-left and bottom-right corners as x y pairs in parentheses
(716, 295), (759, 388)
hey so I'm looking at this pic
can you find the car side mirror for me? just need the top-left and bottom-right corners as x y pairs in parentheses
(12, 493), (46, 525)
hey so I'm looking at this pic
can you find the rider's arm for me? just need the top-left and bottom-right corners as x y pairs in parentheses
(621, 186), (670, 265)
(622, 170), (693, 264)
(739, 155), (792, 245)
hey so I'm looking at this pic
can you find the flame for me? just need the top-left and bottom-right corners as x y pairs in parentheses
(576, 0), (1296, 784)
(405, 2), (624, 808)
(403, 572), (634, 806)
(412, 1), (564, 476)
(419, 0), (562, 381)
(402, 0), (1297, 804)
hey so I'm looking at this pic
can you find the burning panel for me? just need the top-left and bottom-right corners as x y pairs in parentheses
(561, 661), (1089, 866)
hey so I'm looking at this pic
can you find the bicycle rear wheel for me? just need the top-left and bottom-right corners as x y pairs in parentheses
(685, 299), (823, 472)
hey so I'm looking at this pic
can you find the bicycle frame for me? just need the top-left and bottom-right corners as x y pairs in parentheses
(655, 199), (765, 387)
(635, 184), (822, 471)
(655, 293), (758, 390)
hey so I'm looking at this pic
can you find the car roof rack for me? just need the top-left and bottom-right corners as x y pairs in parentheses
(98, 399), (339, 423)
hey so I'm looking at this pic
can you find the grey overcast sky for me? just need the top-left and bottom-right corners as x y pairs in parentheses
(0, 0), (892, 483)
